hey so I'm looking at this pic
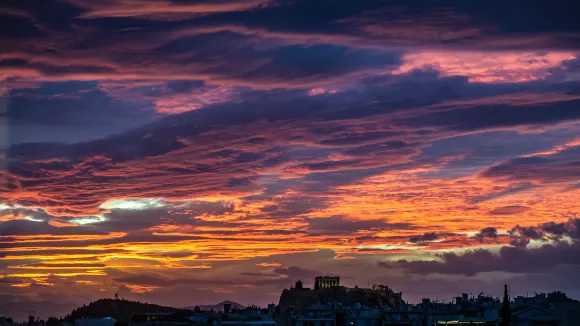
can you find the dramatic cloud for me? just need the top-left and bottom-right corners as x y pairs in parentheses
(409, 232), (439, 244)
(379, 242), (580, 276)
(394, 52), (576, 83)
(482, 144), (580, 183)
(67, 0), (275, 19)
(488, 206), (530, 215)
(3, 0), (580, 320)
(380, 218), (580, 276)
(306, 215), (410, 236)
(473, 227), (499, 243)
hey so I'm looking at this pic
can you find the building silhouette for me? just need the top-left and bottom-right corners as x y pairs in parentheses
(314, 276), (340, 289)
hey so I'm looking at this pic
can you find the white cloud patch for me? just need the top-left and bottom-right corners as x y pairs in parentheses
(23, 216), (44, 222)
(69, 215), (108, 225)
(100, 199), (166, 210)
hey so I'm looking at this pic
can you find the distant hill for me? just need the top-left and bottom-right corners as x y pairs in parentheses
(184, 300), (246, 311)
(64, 298), (187, 322)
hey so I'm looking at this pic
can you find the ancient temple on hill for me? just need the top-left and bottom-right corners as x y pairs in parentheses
(314, 276), (340, 289)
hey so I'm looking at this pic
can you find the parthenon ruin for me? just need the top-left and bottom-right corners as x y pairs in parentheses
(314, 276), (340, 289)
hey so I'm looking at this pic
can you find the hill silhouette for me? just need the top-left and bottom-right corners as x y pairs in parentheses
(184, 300), (246, 311)
(64, 298), (187, 322)
(279, 286), (404, 311)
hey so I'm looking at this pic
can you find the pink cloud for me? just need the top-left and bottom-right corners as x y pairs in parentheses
(393, 51), (577, 83)
(68, 0), (275, 19)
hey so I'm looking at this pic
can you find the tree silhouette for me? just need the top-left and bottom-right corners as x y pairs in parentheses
(63, 298), (185, 323)
(501, 284), (511, 326)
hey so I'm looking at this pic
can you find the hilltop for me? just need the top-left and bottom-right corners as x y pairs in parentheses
(62, 299), (246, 322)
(64, 299), (187, 322)
(278, 286), (404, 312)
(184, 301), (246, 311)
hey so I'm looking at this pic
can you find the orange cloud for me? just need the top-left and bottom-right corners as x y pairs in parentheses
(123, 284), (160, 293)
(256, 262), (282, 267)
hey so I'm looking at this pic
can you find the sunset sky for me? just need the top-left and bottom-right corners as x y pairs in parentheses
(1, 0), (580, 320)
